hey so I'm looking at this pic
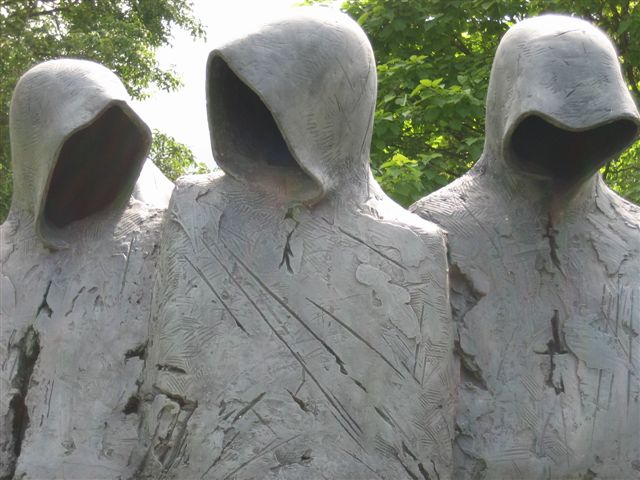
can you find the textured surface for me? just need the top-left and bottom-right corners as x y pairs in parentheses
(0, 59), (171, 479)
(411, 15), (640, 480)
(135, 8), (455, 480)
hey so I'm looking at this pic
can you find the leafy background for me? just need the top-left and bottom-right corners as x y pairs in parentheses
(329, 0), (640, 206)
(1, 0), (639, 222)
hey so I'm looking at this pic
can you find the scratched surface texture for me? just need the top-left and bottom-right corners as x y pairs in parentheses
(0, 59), (170, 479)
(135, 8), (454, 480)
(411, 15), (640, 480)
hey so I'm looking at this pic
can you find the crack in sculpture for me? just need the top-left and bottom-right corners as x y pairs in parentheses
(125, 341), (148, 360)
(279, 228), (297, 274)
(279, 207), (300, 274)
(534, 310), (570, 395)
(35, 281), (53, 318)
(3, 327), (40, 480)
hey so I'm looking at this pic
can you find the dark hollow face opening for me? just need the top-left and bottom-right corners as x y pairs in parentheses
(509, 115), (638, 182)
(208, 56), (298, 169)
(44, 105), (147, 228)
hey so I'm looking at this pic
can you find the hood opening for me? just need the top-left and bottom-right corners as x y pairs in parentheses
(208, 55), (322, 201)
(44, 105), (146, 228)
(509, 115), (638, 182)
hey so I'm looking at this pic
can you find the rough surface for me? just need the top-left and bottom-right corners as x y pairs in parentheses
(411, 15), (640, 480)
(0, 59), (171, 479)
(135, 8), (455, 479)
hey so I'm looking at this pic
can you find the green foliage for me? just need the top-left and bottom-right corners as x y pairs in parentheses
(0, 162), (11, 220)
(603, 141), (640, 202)
(0, 0), (205, 221)
(335, 0), (640, 206)
(150, 130), (209, 182)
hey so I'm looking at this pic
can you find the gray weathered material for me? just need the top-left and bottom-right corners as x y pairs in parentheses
(411, 15), (640, 479)
(134, 161), (174, 209)
(0, 59), (171, 479)
(135, 8), (454, 479)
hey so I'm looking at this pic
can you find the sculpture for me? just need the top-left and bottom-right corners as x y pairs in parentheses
(411, 15), (640, 479)
(135, 8), (454, 479)
(0, 59), (172, 479)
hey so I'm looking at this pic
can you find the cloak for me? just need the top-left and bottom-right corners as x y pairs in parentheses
(411, 15), (640, 479)
(136, 8), (455, 479)
(0, 59), (171, 478)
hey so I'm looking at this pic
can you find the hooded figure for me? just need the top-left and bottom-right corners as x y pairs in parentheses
(411, 15), (640, 479)
(136, 8), (454, 479)
(0, 59), (171, 479)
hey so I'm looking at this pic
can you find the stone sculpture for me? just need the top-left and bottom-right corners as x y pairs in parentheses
(136, 8), (454, 479)
(411, 15), (640, 479)
(135, 160), (174, 209)
(0, 59), (172, 479)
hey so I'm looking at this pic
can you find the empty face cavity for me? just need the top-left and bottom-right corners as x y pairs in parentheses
(510, 115), (638, 182)
(208, 56), (321, 201)
(44, 106), (146, 228)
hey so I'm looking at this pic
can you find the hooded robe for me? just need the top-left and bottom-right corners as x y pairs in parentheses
(411, 15), (640, 480)
(0, 59), (171, 479)
(136, 8), (455, 480)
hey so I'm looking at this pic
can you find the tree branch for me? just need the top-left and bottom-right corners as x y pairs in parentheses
(26, 7), (68, 19)
(452, 36), (471, 56)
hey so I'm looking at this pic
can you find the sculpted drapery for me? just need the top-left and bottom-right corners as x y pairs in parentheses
(1, 10), (638, 480)
(412, 15), (640, 480)
(0, 59), (172, 479)
(134, 8), (454, 479)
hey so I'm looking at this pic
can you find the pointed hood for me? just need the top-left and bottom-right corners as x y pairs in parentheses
(206, 7), (377, 205)
(8, 59), (152, 249)
(480, 15), (639, 185)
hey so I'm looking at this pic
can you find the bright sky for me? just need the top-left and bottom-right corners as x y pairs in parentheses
(132, 0), (317, 168)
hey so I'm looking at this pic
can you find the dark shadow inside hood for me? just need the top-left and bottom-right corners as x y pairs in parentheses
(44, 105), (147, 227)
(207, 55), (322, 202)
(509, 115), (638, 183)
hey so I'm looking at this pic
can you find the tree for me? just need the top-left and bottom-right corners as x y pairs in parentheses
(0, 0), (207, 221)
(149, 129), (209, 182)
(326, 0), (640, 206)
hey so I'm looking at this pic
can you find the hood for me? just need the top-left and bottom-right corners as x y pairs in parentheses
(481, 15), (639, 185)
(133, 161), (174, 208)
(9, 59), (152, 249)
(206, 7), (377, 205)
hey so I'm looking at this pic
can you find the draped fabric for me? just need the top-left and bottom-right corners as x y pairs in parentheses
(412, 15), (640, 479)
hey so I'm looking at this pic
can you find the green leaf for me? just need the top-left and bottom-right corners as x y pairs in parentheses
(618, 18), (633, 34)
